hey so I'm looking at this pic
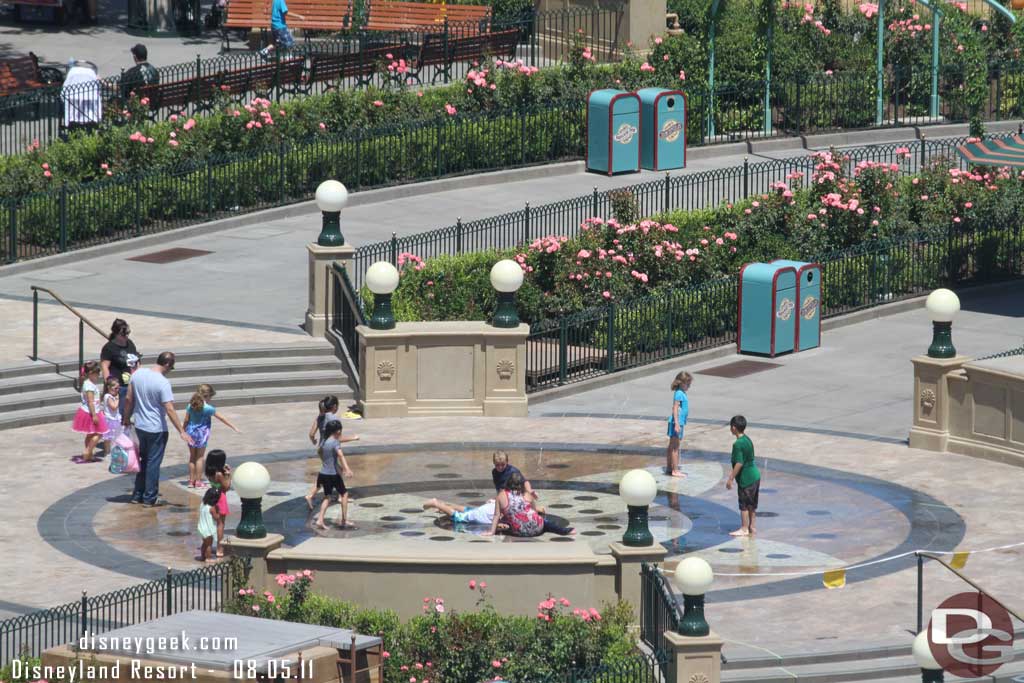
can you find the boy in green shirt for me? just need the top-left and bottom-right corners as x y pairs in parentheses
(725, 415), (760, 537)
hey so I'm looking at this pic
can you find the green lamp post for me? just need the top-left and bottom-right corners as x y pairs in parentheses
(619, 469), (658, 547)
(913, 631), (944, 682)
(315, 180), (348, 247)
(489, 259), (525, 328)
(233, 462), (271, 539)
(366, 261), (400, 330)
(672, 557), (714, 637)
(925, 288), (960, 359)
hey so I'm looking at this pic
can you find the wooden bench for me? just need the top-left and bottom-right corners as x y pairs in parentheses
(363, 0), (490, 35)
(288, 0), (353, 32)
(135, 76), (212, 119)
(409, 28), (518, 83)
(215, 57), (305, 99)
(221, 0), (270, 50)
(0, 53), (61, 98)
(306, 44), (404, 89)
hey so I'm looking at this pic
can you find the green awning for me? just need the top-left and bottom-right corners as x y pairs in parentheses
(957, 135), (1024, 168)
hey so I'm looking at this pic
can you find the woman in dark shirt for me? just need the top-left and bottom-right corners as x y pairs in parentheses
(100, 319), (140, 413)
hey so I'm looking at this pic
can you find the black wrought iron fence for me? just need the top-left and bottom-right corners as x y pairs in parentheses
(330, 262), (366, 390)
(639, 562), (680, 666)
(0, 558), (249, 668)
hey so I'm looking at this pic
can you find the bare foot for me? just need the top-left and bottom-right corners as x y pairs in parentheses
(304, 495), (314, 511)
(216, 548), (225, 558)
(314, 521), (328, 530)
(337, 521), (358, 530)
(422, 498), (437, 510)
(749, 528), (757, 535)
(728, 529), (749, 537)
(670, 470), (687, 478)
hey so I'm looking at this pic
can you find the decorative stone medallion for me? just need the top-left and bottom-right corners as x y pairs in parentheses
(377, 360), (396, 382)
(920, 388), (936, 414)
(688, 674), (710, 683)
(496, 359), (515, 380)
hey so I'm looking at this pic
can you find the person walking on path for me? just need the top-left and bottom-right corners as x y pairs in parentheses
(315, 420), (357, 530)
(665, 371), (692, 478)
(71, 361), (107, 463)
(122, 352), (192, 507)
(184, 384), (240, 488)
(258, 0), (305, 59)
(725, 415), (760, 537)
(100, 318), (140, 414)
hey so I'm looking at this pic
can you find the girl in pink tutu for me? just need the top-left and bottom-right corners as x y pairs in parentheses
(72, 361), (107, 462)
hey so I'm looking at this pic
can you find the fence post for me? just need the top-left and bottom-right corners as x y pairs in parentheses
(665, 296), (673, 356)
(742, 157), (749, 198)
(456, 217), (463, 254)
(206, 158), (214, 214)
(520, 107), (527, 165)
(80, 590), (88, 640)
(7, 200), (15, 264)
(134, 177), (142, 236)
(869, 247), (878, 305)
(592, 186), (599, 218)
(558, 317), (567, 385)
(165, 567), (173, 616)
(606, 303), (615, 373)
(32, 288), (38, 360)
(355, 133), (363, 190)
(663, 172), (670, 214)
(436, 118), (444, 177)
(59, 181), (68, 252)
(278, 139), (286, 203)
(390, 232), (398, 266)
(443, 21), (450, 84)
(920, 134), (927, 170)
(523, 202), (530, 244)
(795, 79), (802, 134)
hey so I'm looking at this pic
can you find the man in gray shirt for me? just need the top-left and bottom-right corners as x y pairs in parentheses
(122, 351), (192, 507)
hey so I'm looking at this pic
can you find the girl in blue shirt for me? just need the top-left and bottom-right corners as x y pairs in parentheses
(184, 384), (240, 488)
(666, 371), (692, 478)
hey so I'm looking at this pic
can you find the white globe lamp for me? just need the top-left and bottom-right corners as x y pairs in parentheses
(233, 462), (271, 539)
(925, 288), (960, 358)
(672, 557), (714, 636)
(365, 261), (401, 330)
(315, 180), (348, 246)
(912, 631), (944, 682)
(489, 259), (525, 328)
(619, 469), (658, 546)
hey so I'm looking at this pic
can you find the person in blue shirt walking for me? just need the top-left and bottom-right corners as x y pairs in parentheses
(665, 371), (692, 478)
(259, 0), (305, 59)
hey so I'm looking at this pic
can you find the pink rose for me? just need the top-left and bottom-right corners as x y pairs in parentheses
(469, 580), (477, 589)
(184, 118), (196, 130)
(373, 100), (384, 107)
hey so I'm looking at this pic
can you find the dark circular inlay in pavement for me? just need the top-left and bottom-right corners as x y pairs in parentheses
(425, 464), (449, 469)
(435, 473), (462, 479)
(400, 531), (425, 537)
(574, 495), (599, 501)
(457, 492), (484, 498)
(430, 536), (455, 541)
(757, 511), (779, 518)
(546, 463), (571, 469)
(380, 516), (405, 522)
(166, 531), (189, 537)
(548, 503), (573, 509)
(470, 540), (490, 543)
(401, 508), (424, 514)
(550, 536), (575, 542)
(810, 533), (837, 539)
(595, 516), (618, 523)
(766, 553), (791, 559)
(579, 509), (603, 514)
(596, 524), (622, 530)
(266, 491), (290, 497)
(806, 510), (831, 516)
(718, 548), (743, 554)
(581, 531), (605, 537)
(359, 502), (384, 508)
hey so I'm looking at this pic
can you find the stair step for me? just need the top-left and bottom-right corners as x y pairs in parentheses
(49, 344), (336, 373)
(0, 361), (61, 381)
(0, 385), (355, 431)
(0, 369), (350, 414)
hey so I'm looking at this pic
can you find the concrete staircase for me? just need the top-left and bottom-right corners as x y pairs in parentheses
(0, 344), (354, 431)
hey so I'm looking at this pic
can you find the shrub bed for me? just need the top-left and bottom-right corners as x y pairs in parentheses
(223, 572), (637, 683)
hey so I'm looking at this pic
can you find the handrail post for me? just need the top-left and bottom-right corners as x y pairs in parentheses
(917, 552), (924, 634)
(78, 319), (84, 380)
(32, 288), (38, 361)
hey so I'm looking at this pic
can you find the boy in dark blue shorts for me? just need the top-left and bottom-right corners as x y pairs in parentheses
(725, 415), (760, 536)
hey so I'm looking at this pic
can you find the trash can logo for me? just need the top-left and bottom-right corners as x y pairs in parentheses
(614, 123), (638, 145)
(800, 295), (818, 320)
(659, 119), (683, 142)
(927, 592), (1014, 677)
(776, 297), (795, 321)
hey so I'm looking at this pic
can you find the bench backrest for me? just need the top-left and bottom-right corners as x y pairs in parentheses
(364, 0), (490, 33)
(217, 57), (305, 91)
(137, 78), (204, 109)
(288, 0), (353, 30)
(449, 28), (517, 62)
(0, 54), (47, 96)
(309, 44), (402, 82)
(224, 0), (270, 27)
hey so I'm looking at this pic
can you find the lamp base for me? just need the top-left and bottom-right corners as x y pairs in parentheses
(236, 498), (266, 539)
(491, 291), (519, 328)
(369, 293), (396, 330)
(927, 321), (956, 358)
(921, 668), (944, 683)
(678, 594), (709, 637)
(622, 504), (654, 547)
(317, 210), (345, 247)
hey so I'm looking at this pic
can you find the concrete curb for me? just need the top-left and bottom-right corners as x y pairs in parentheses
(0, 161), (584, 279)
(528, 279), (1022, 405)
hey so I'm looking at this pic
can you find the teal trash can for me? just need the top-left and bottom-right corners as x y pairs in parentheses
(737, 262), (798, 357)
(771, 260), (822, 351)
(637, 88), (686, 171)
(587, 89), (640, 176)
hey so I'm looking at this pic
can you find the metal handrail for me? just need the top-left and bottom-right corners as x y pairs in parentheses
(915, 551), (1023, 634)
(29, 286), (108, 383)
